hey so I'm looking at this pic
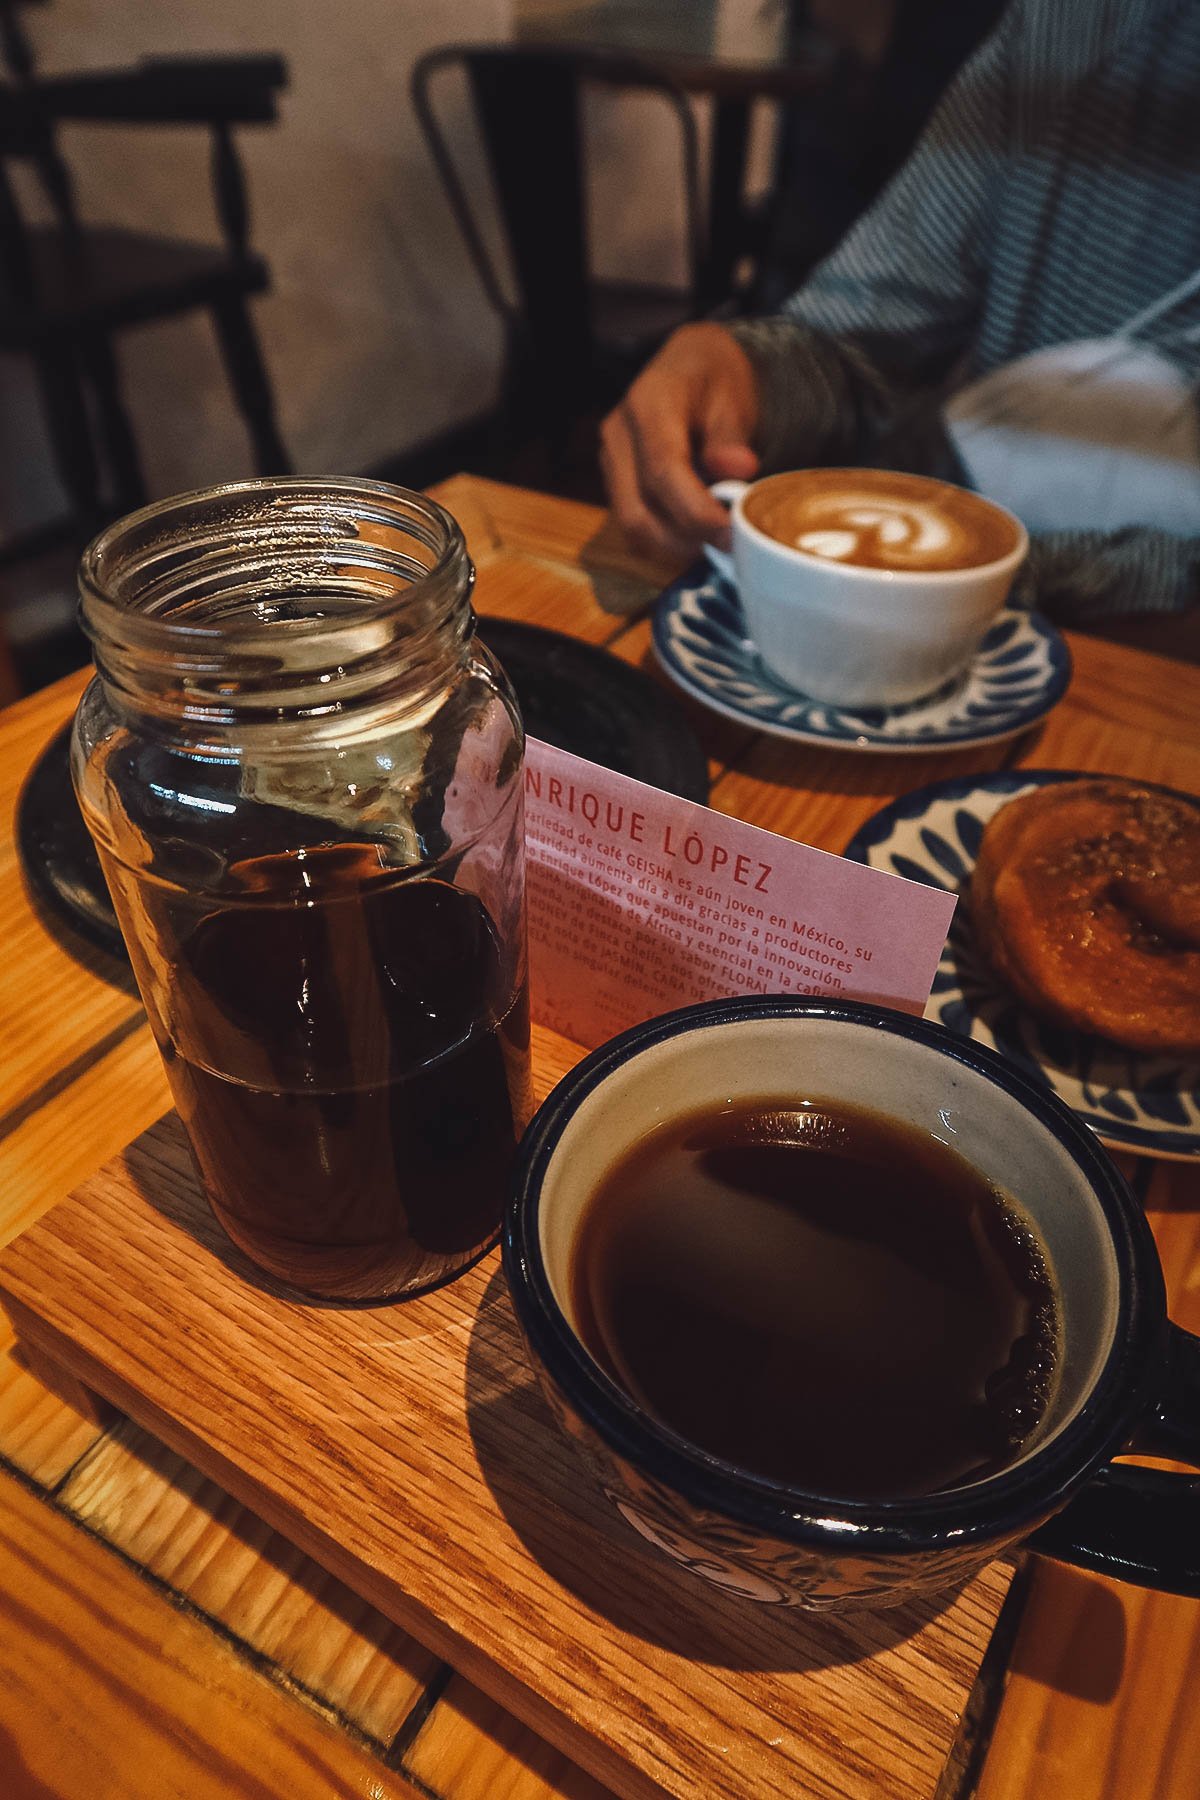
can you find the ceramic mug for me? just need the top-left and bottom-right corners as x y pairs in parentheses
(504, 997), (1200, 1611)
(706, 475), (1028, 709)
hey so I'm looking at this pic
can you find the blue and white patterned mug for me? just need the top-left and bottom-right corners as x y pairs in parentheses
(504, 997), (1199, 1611)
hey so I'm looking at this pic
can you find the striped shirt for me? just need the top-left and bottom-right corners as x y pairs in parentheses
(731, 0), (1200, 622)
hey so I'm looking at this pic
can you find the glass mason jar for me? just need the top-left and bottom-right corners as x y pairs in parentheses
(72, 478), (531, 1302)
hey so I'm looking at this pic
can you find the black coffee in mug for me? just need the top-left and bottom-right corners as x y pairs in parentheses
(569, 1097), (1061, 1500)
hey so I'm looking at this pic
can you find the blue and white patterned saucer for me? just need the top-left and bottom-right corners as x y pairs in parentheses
(844, 771), (1200, 1162)
(652, 568), (1070, 751)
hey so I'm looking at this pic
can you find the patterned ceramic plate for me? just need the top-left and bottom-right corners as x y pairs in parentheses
(844, 771), (1200, 1162)
(652, 567), (1071, 751)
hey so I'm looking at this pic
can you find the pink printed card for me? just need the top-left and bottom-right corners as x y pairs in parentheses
(523, 739), (956, 1051)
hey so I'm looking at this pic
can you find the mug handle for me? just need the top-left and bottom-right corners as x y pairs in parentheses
(1028, 1323), (1200, 1595)
(702, 479), (749, 586)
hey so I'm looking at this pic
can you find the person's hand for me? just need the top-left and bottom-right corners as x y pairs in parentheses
(600, 323), (761, 561)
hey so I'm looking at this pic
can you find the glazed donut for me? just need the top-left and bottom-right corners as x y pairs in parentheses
(970, 779), (1200, 1056)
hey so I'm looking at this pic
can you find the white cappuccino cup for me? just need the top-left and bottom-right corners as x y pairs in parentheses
(706, 469), (1028, 709)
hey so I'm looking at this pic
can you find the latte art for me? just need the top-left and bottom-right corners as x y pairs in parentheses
(795, 498), (956, 565)
(743, 469), (1021, 573)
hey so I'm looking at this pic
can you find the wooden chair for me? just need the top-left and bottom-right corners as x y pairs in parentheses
(0, 50), (290, 570)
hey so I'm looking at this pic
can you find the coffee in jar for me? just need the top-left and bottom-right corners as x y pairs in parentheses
(179, 863), (527, 1299)
(73, 478), (529, 1304)
(742, 468), (1021, 573)
(569, 1095), (1060, 1500)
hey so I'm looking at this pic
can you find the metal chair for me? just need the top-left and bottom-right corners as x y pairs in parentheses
(412, 43), (703, 458)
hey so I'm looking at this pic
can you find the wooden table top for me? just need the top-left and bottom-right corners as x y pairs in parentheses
(1, 473), (1198, 1799)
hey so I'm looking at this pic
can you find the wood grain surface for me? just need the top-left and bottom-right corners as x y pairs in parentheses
(60, 1417), (440, 1745)
(0, 1463), (428, 1799)
(0, 1104), (1014, 1800)
(0, 476), (1198, 1800)
(406, 1672), (615, 1800)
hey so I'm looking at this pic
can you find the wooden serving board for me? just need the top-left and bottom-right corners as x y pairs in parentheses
(0, 1022), (1013, 1800)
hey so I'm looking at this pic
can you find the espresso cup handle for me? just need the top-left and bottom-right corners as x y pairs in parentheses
(702, 480), (747, 587)
(1027, 1323), (1200, 1596)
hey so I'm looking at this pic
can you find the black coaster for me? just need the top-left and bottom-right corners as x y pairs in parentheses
(16, 622), (709, 960)
(477, 616), (709, 803)
(17, 722), (125, 959)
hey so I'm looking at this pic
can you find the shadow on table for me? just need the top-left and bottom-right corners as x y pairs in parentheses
(1005, 1557), (1128, 1703)
(121, 1114), (507, 1330)
(464, 1264), (967, 1673)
